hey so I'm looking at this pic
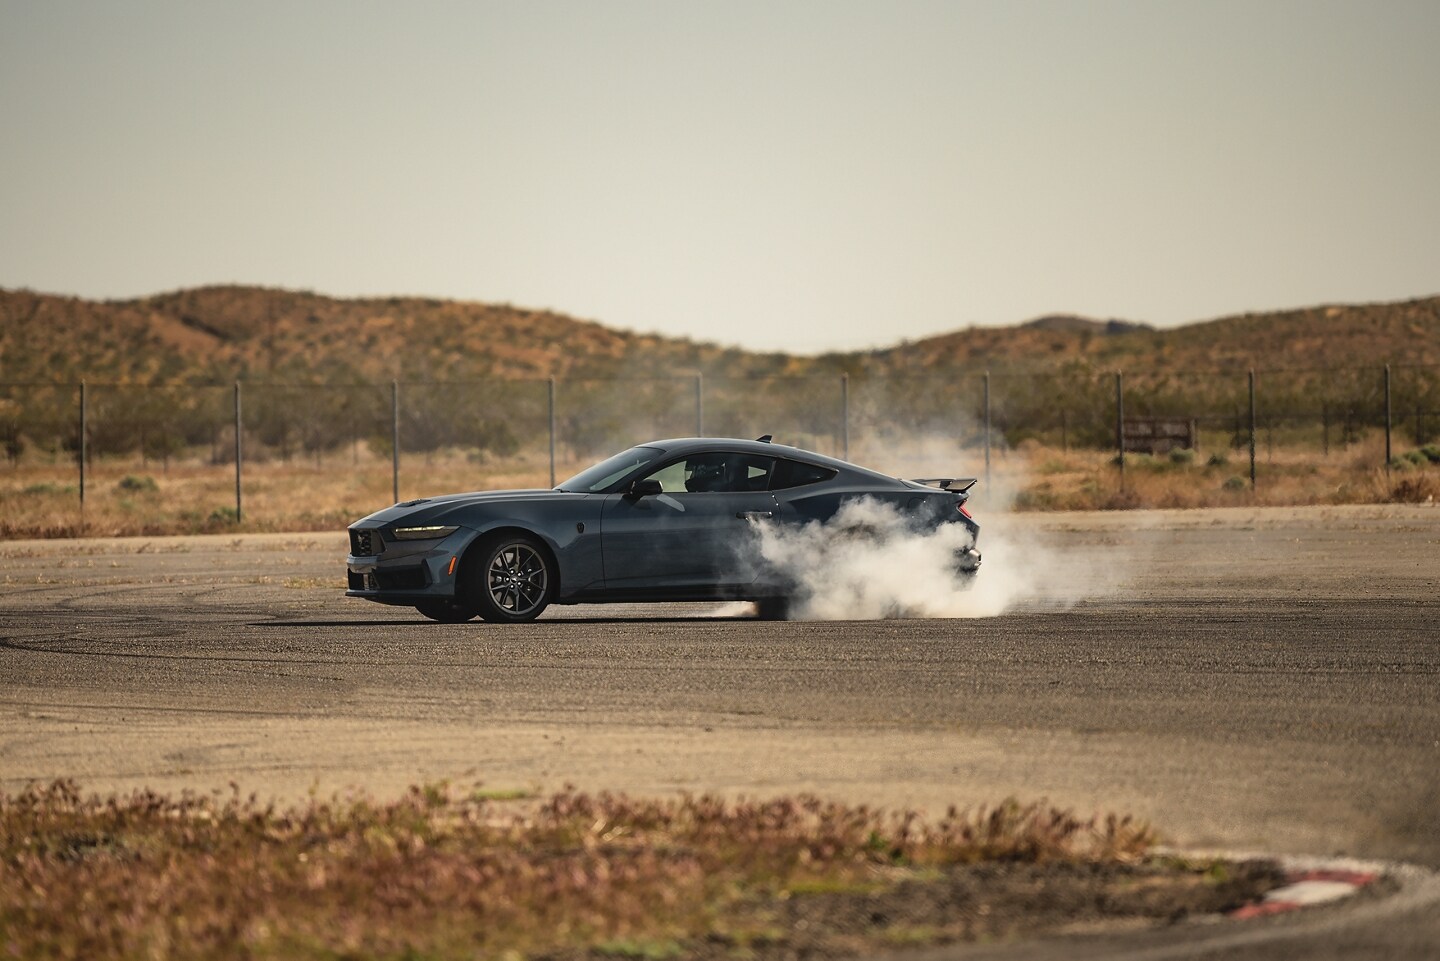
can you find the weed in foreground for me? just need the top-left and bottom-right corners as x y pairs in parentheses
(0, 781), (1170, 960)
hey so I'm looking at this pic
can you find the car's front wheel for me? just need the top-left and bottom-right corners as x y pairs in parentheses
(466, 534), (553, 623)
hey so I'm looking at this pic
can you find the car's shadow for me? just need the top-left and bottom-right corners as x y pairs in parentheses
(256, 616), (754, 628)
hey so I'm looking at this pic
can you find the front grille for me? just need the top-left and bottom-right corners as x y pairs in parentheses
(375, 566), (428, 591)
(350, 529), (380, 556)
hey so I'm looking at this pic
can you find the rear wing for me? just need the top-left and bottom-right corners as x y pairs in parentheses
(909, 477), (978, 493)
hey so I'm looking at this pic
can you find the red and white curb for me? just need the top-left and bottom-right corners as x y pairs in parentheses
(1155, 850), (1396, 924)
(1085, 854), (1440, 961)
(1229, 865), (1380, 920)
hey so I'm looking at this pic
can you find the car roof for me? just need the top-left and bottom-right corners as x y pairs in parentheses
(643, 437), (893, 482)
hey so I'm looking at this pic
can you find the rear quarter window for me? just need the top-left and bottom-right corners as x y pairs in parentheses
(771, 459), (838, 490)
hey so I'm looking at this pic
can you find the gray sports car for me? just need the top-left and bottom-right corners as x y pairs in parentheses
(345, 436), (981, 622)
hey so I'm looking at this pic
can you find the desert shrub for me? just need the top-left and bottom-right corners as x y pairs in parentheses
(1206, 452), (1229, 467)
(1387, 457), (1415, 472)
(116, 474), (158, 493)
(1419, 444), (1440, 464)
(1014, 484), (1056, 510)
(1168, 448), (1196, 466)
(23, 482), (74, 496)
(1121, 454), (1158, 472)
(1101, 487), (1142, 510)
(207, 506), (239, 526)
(1222, 476), (1247, 492)
(1389, 475), (1437, 503)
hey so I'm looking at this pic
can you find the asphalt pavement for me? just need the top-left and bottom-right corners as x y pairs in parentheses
(2, 504), (1437, 958)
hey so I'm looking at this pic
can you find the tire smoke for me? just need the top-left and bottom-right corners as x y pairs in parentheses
(753, 496), (1072, 620)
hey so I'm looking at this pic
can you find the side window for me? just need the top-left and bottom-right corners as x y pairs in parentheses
(771, 459), (837, 490)
(642, 459), (691, 493)
(641, 453), (775, 493)
(734, 454), (774, 492)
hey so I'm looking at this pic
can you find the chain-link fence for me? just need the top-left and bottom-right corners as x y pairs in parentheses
(2, 363), (1437, 528)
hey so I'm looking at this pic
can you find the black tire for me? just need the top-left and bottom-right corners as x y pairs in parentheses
(754, 596), (791, 621)
(415, 600), (477, 623)
(466, 534), (553, 623)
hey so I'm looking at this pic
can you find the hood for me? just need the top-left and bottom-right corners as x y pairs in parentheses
(351, 488), (584, 527)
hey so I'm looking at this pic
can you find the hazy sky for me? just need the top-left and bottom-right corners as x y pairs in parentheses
(3, 1), (1437, 352)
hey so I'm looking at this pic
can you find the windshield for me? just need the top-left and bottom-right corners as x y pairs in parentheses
(557, 446), (664, 493)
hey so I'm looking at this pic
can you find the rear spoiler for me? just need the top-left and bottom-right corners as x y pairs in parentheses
(910, 477), (978, 493)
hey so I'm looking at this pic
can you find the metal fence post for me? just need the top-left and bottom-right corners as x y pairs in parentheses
(78, 381), (87, 514)
(1384, 364), (1392, 469)
(1248, 369), (1257, 490)
(548, 376), (557, 488)
(840, 373), (850, 461)
(391, 380), (400, 503)
(983, 371), (992, 493)
(233, 381), (243, 523)
(694, 373), (704, 436)
(1114, 372), (1124, 489)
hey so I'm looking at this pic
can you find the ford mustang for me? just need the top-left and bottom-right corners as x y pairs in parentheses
(345, 436), (981, 622)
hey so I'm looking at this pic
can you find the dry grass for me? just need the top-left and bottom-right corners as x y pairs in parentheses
(1005, 434), (1438, 511)
(1, 436), (1434, 539)
(1, 780), (1157, 961)
(0, 448), (578, 539)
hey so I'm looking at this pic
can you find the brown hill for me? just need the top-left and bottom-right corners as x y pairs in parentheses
(872, 298), (1440, 373)
(2, 285), (1438, 386)
(0, 285), (801, 385)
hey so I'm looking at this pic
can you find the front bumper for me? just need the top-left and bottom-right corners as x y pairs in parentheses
(345, 525), (475, 605)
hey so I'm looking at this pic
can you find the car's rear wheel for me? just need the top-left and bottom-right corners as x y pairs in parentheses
(755, 596), (792, 621)
(467, 534), (553, 623)
(415, 600), (476, 623)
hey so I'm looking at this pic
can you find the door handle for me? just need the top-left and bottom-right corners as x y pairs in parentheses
(736, 511), (774, 520)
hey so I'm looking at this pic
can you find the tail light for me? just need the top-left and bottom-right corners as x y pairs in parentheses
(957, 500), (973, 519)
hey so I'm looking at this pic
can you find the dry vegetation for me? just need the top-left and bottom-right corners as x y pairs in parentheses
(0, 780), (1288, 961)
(1009, 436), (1440, 512)
(0, 286), (794, 386)
(880, 298), (1440, 372)
(2, 433), (1435, 539)
(3, 285), (1438, 537)
(0, 447), (579, 539)
(4, 287), (1439, 387)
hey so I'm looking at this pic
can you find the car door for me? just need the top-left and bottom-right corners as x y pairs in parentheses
(601, 451), (777, 591)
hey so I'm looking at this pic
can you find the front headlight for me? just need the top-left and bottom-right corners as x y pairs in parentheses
(390, 525), (459, 541)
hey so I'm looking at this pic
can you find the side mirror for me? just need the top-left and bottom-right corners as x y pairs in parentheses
(627, 478), (663, 498)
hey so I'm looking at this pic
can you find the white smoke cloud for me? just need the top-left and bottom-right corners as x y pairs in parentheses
(751, 496), (1094, 621)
